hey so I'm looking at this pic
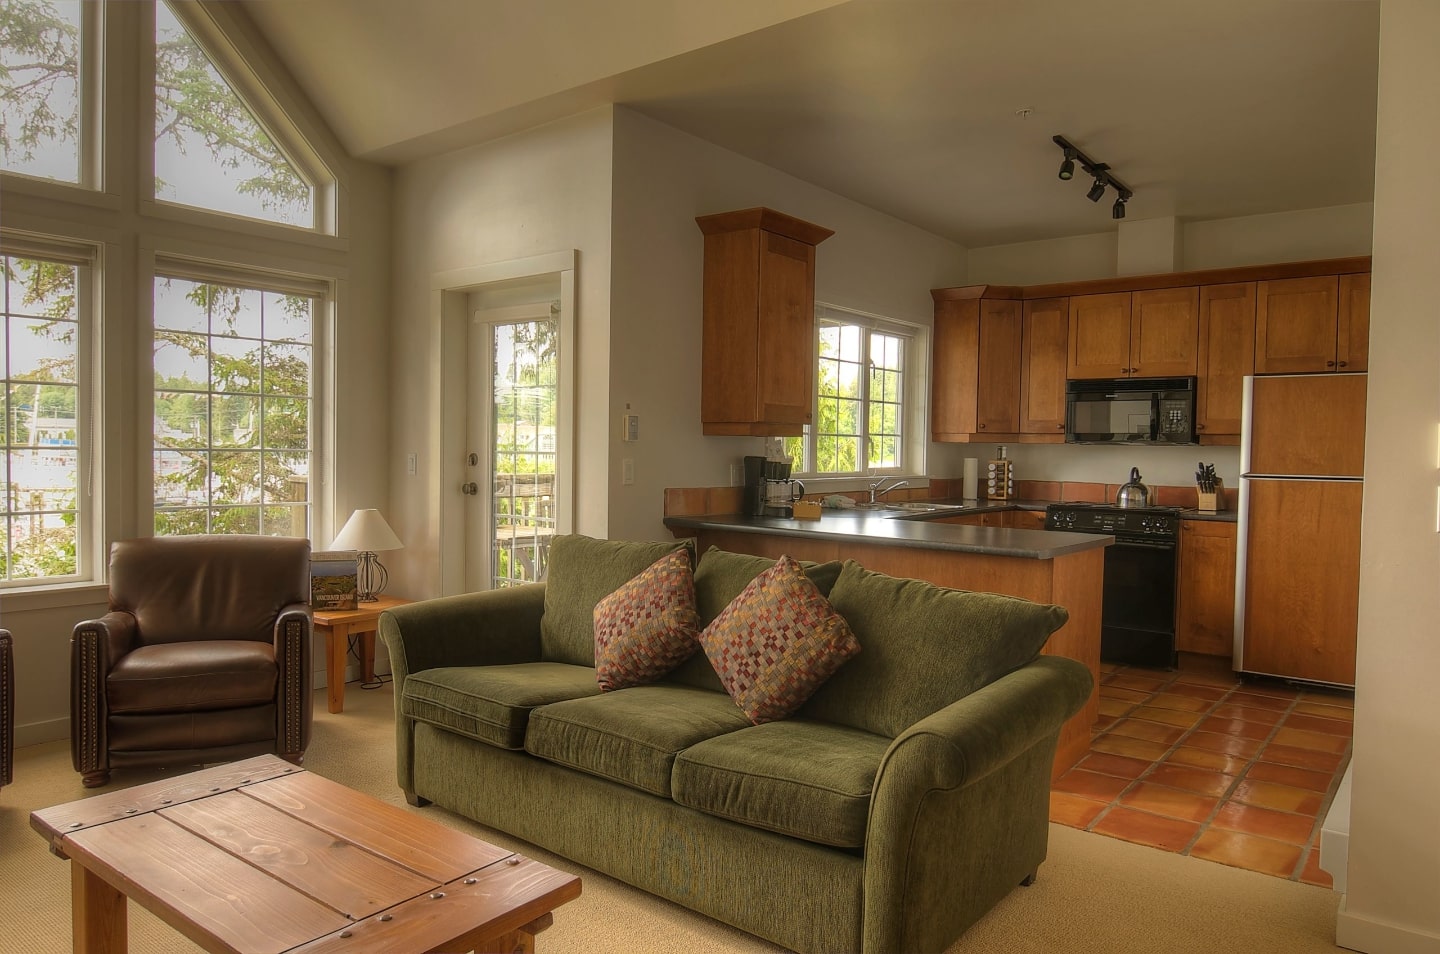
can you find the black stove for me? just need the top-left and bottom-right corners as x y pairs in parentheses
(1044, 502), (1180, 668)
(1044, 502), (1182, 544)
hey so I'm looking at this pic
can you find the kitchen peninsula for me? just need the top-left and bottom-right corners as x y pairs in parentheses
(663, 508), (1110, 776)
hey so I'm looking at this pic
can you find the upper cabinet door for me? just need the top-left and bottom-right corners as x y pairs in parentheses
(1020, 297), (1069, 434)
(1067, 292), (1132, 378)
(975, 300), (1022, 433)
(930, 298), (981, 440)
(754, 231), (817, 426)
(1195, 282), (1256, 437)
(1337, 272), (1371, 372)
(1129, 286), (1199, 376)
(1255, 276), (1340, 373)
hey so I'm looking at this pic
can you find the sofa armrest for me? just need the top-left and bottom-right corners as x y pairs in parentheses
(379, 584), (547, 801)
(862, 654), (1093, 954)
(380, 584), (547, 685)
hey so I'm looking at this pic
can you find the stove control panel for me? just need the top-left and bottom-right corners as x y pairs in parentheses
(1044, 505), (1179, 542)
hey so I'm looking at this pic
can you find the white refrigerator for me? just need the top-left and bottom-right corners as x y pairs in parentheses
(1233, 373), (1366, 686)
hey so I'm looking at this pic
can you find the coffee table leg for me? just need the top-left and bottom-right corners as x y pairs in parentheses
(73, 861), (126, 954)
(429, 913), (553, 954)
(361, 630), (376, 683)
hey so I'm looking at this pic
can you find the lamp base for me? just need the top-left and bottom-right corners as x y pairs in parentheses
(356, 552), (389, 602)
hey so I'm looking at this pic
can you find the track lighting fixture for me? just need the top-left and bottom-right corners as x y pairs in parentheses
(1053, 134), (1134, 217)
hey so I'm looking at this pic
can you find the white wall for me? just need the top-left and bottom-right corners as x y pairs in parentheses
(387, 108), (615, 597)
(1338, 1), (1440, 950)
(606, 107), (968, 541)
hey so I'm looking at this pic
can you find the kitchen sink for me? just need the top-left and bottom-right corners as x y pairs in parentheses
(851, 501), (968, 516)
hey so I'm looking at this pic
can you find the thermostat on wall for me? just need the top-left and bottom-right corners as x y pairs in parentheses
(623, 414), (639, 442)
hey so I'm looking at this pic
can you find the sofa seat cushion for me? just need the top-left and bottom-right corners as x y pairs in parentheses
(672, 720), (889, 849)
(107, 640), (275, 714)
(402, 662), (601, 750)
(525, 684), (751, 797)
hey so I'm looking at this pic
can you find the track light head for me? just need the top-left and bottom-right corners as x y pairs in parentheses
(1112, 193), (1128, 219)
(1086, 176), (1107, 202)
(1058, 149), (1076, 181)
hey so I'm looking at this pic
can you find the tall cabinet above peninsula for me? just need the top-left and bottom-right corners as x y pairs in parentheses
(696, 208), (834, 436)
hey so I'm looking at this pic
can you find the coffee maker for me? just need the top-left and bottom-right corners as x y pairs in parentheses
(743, 455), (803, 517)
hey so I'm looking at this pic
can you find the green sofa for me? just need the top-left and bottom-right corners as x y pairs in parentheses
(380, 536), (1092, 954)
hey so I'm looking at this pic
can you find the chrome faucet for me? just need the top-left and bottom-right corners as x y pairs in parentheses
(868, 477), (910, 504)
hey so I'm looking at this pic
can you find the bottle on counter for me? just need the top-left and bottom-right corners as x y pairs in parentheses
(986, 445), (1014, 501)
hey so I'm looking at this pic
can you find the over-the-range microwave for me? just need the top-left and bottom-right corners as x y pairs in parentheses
(1065, 376), (1197, 445)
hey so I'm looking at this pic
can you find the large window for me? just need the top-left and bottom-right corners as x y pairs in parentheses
(785, 304), (921, 477)
(153, 274), (314, 536)
(2, 249), (88, 582)
(153, 1), (316, 228)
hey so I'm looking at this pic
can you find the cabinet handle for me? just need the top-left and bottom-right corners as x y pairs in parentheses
(1057, 423), (1065, 429)
(1326, 360), (1336, 367)
(1196, 423), (1205, 430)
(1338, 360), (1348, 368)
(978, 423), (986, 429)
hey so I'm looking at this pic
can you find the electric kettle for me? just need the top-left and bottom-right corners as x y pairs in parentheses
(1116, 467), (1152, 508)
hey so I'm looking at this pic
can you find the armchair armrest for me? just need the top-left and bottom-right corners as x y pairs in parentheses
(380, 583), (547, 690)
(862, 655), (1093, 954)
(272, 601), (313, 761)
(71, 611), (139, 779)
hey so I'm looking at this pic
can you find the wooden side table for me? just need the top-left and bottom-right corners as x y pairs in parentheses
(312, 595), (411, 713)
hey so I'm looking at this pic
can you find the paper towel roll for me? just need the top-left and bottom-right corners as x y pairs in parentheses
(962, 458), (978, 500)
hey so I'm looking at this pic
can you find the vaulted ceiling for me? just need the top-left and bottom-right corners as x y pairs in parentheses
(240, 0), (1380, 247)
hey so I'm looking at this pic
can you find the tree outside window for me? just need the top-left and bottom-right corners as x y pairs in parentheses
(786, 310), (912, 476)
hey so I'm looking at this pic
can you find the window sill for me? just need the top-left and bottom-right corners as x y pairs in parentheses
(788, 475), (931, 494)
(1, 581), (108, 613)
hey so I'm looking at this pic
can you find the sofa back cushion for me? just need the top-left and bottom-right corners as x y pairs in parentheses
(540, 535), (694, 666)
(667, 547), (844, 692)
(800, 560), (1069, 737)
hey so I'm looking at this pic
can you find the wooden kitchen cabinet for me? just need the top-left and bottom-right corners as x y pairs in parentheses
(1067, 292), (1132, 378)
(1195, 282), (1256, 439)
(696, 208), (833, 436)
(1067, 287), (1198, 379)
(1176, 519), (1237, 657)
(1337, 272), (1371, 372)
(1020, 297), (1069, 435)
(930, 291), (1021, 441)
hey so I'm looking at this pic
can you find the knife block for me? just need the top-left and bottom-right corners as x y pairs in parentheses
(1196, 479), (1224, 512)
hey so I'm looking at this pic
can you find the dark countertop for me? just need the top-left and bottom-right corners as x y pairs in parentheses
(663, 509), (1111, 560)
(929, 496), (1239, 522)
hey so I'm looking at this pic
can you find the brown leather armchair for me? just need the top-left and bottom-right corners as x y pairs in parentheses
(1, 629), (13, 788)
(71, 535), (313, 787)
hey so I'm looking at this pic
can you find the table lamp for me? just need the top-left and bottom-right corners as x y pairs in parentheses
(330, 508), (403, 602)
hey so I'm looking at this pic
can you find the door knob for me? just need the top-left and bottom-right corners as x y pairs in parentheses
(461, 482), (479, 496)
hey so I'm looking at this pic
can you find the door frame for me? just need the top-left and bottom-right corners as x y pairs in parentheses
(431, 250), (575, 596)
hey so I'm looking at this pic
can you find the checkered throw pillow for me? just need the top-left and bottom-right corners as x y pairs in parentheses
(699, 554), (861, 724)
(593, 549), (701, 690)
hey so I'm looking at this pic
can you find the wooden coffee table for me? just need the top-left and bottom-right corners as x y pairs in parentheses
(31, 755), (580, 954)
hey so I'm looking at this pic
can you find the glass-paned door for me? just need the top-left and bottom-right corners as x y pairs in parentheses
(490, 316), (557, 588)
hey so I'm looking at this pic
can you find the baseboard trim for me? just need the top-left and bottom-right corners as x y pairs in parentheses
(1337, 899), (1440, 954)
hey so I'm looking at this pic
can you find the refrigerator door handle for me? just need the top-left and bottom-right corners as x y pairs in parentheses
(1233, 476), (1250, 669)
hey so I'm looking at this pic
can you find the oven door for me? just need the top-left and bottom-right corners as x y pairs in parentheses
(1101, 539), (1178, 668)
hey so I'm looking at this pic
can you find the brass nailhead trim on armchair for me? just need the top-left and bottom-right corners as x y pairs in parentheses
(281, 617), (303, 755)
(1, 631), (13, 787)
(74, 628), (102, 776)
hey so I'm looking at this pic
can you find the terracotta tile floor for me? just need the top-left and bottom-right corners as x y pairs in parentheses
(1050, 659), (1353, 886)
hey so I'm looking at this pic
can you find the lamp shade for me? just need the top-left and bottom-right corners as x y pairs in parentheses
(330, 509), (403, 552)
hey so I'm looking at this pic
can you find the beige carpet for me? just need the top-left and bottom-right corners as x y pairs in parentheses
(1, 682), (1347, 954)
